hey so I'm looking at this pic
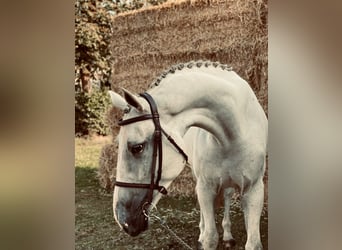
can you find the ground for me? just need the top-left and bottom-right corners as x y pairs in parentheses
(75, 136), (268, 249)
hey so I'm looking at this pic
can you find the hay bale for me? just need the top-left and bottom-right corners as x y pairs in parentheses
(98, 143), (117, 191)
(168, 166), (196, 196)
(106, 106), (122, 137)
(111, 0), (267, 112)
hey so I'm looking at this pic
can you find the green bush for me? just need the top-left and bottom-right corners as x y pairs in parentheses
(75, 89), (111, 136)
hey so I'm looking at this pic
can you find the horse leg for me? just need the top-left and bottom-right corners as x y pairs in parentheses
(241, 177), (264, 250)
(197, 211), (205, 249)
(222, 187), (236, 249)
(197, 182), (218, 250)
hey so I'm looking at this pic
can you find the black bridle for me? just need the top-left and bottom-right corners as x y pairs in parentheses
(114, 92), (188, 204)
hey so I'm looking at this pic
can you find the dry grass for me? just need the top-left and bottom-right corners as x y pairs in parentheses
(75, 136), (111, 168)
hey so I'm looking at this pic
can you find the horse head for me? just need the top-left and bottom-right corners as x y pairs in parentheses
(109, 89), (187, 237)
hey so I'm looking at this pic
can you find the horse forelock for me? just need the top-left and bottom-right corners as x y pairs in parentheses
(149, 60), (233, 89)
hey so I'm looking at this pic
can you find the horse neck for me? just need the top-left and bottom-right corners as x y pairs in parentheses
(149, 70), (242, 148)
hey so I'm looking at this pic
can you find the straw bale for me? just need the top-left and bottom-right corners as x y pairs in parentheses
(106, 106), (122, 137)
(111, 0), (267, 109)
(98, 143), (117, 191)
(168, 166), (196, 196)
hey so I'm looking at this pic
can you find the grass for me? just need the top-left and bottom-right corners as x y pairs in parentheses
(75, 136), (111, 168)
(75, 136), (268, 249)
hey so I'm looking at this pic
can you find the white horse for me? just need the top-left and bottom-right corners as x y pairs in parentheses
(110, 61), (267, 250)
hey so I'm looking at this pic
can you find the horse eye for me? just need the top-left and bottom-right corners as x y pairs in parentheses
(131, 143), (145, 155)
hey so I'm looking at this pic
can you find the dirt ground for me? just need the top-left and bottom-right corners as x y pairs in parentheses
(75, 166), (268, 249)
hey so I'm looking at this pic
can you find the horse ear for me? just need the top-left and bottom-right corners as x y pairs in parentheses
(121, 88), (143, 112)
(108, 90), (130, 112)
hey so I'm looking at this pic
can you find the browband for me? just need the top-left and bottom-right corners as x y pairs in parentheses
(118, 114), (153, 126)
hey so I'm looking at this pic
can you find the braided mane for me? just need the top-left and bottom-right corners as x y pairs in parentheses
(149, 60), (233, 89)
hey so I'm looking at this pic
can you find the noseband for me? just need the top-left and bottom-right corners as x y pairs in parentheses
(114, 92), (188, 204)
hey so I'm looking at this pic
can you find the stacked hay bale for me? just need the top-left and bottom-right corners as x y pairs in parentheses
(99, 0), (268, 195)
(110, 0), (267, 105)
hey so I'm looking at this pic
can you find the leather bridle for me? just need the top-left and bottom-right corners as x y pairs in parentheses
(114, 92), (188, 205)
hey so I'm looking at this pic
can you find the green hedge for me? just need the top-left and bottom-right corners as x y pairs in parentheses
(75, 89), (111, 136)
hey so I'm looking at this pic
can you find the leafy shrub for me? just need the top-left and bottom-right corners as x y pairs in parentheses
(75, 0), (168, 137)
(75, 0), (167, 90)
(75, 89), (111, 136)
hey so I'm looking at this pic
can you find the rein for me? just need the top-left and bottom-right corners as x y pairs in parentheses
(114, 92), (188, 205)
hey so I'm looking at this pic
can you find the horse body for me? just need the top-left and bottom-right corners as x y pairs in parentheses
(110, 61), (267, 250)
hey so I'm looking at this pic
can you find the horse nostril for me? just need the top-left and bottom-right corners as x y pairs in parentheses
(122, 222), (129, 232)
(124, 200), (133, 210)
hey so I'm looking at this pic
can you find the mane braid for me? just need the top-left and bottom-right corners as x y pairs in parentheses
(149, 60), (233, 89)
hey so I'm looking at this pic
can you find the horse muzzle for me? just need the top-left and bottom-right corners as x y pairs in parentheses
(114, 192), (150, 237)
(117, 208), (148, 237)
(121, 217), (148, 237)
